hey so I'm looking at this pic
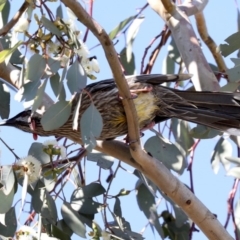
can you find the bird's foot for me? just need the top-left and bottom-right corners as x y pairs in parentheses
(141, 121), (155, 131)
(130, 86), (153, 93)
(118, 86), (153, 100)
(123, 122), (155, 144)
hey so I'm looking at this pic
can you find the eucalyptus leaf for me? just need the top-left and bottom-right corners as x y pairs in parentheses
(144, 135), (186, 174)
(0, 41), (22, 64)
(108, 15), (137, 40)
(80, 103), (103, 151)
(41, 16), (61, 37)
(120, 47), (135, 75)
(26, 54), (46, 82)
(66, 60), (87, 94)
(0, 184), (14, 214)
(41, 100), (72, 131)
(56, 3), (63, 18)
(190, 124), (220, 139)
(0, 207), (16, 237)
(211, 137), (232, 174)
(220, 31), (240, 57)
(31, 79), (47, 113)
(28, 142), (50, 164)
(61, 201), (86, 238)
(50, 73), (66, 101)
(136, 182), (164, 238)
(87, 150), (114, 169)
(0, 166), (15, 196)
(0, 83), (10, 119)
(0, 0), (7, 12)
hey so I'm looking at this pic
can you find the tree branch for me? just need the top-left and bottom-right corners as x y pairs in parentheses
(148, 0), (220, 91)
(0, 2), (29, 36)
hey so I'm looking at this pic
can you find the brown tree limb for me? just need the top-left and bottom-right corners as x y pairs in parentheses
(148, 0), (220, 91)
(0, 2), (29, 36)
(195, 12), (227, 72)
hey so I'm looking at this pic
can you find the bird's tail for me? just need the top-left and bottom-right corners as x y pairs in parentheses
(156, 88), (240, 135)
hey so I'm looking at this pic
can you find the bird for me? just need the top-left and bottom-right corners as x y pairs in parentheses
(1, 74), (240, 141)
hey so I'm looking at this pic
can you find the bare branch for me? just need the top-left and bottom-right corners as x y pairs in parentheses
(0, 2), (29, 36)
(195, 12), (227, 72)
(148, 0), (220, 91)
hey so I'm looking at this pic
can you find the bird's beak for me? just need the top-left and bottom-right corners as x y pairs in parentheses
(0, 119), (8, 126)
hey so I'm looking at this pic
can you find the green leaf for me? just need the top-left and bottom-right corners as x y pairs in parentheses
(0, 182), (14, 214)
(0, 166), (15, 196)
(56, 3), (63, 18)
(28, 142), (50, 164)
(26, 54), (46, 82)
(0, 41), (22, 63)
(226, 59), (240, 82)
(220, 31), (240, 57)
(51, 224), (71, 240)
(66, 60), (87, 94)
(144, 134), (186, 174)
(31, 79), (47, 113)
(120, 47), (135, 75)
(80, 103), (103, 151)
(41, 16), (61, 37)
(114, 198), (122, 218)
(87, 150), (114, 169)
(32, 180), (58, 224)
(171, 119), (194, 157)
(0, 207), (16, 237)
(41, 100), (72, 131)
(71, 183), (106, 199)
(61, 202), (86, 238)
(0, 82), (10, 119)
(125, 16), (144, 67)
(211, 137), (232, 174)
(136, 182), (164, 238)
(108, 15), (137, 40)
(0, 0), (7, 12)
(0, 35), (24, 65)
(1, 0), (9, 26)
(220, 82), (240, 92)
(56, 219), (73, 237)
(190, 124), (220, 139)
(50, 73), (66, 101)
(71, 197), (104, 214)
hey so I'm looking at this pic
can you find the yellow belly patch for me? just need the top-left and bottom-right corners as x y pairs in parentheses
(134, 92), (158, 124)
(111, 92), (158, 126)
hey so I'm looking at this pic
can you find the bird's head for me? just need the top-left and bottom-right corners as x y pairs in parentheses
(0, 110), (44, 139)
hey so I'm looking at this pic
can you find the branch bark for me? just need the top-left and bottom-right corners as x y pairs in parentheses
(148, 0), (220, 91)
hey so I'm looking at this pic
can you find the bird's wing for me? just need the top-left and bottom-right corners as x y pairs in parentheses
(85, 74), (192, 93)
(85, 79), (116, 93)
(131, 74), (192, 85)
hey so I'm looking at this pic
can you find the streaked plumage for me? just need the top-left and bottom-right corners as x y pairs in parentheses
(2, 74), (240, 140)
